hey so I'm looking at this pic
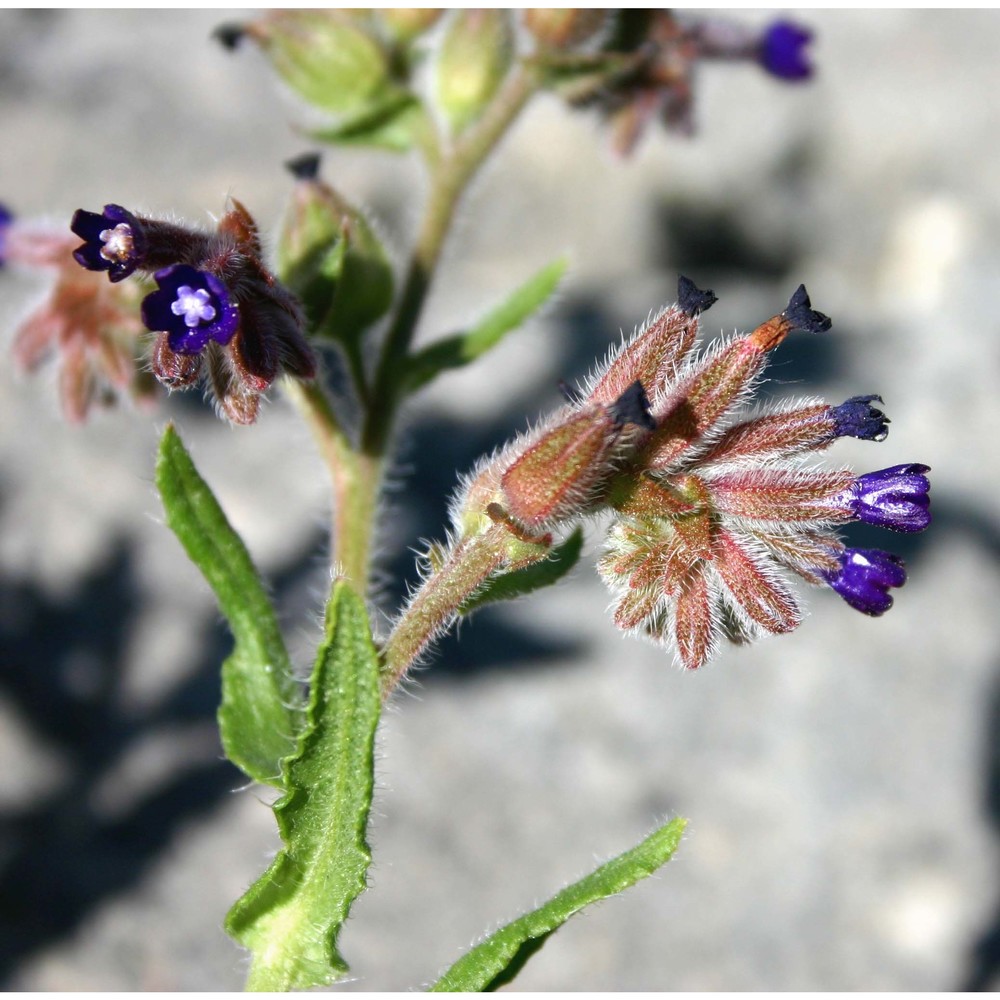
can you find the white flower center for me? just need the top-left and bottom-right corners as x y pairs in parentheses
(171, 285), (217, 328)
(99, 223), (134, 263)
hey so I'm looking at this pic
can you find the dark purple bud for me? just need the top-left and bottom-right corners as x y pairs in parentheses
(759, 21), (814, 82)
(0, 202), (12, 267)
(843, 463), (932, 533)
(71, 204), (147, 282)
(285, 152), (322, 181)
(823, 547), (906, 616)
(783, 283), (831, 334)
(213, 23), (246, 50)
(141, 264), (239, 354)
(677, 275), (717, 317)
(611, 379), (655, 431)
(830, 394), (890, 442)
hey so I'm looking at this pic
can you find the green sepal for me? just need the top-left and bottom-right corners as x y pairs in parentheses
(246, 11), (399, 119)
(430, 817), (688, 992)
(278, 176), (394, 368)
(435, 10), (514, 134)
(403, 256), (568, 394)
(459, 528), (583, 616)
(307, 90), (431, 153)
(226, 581), (381, 991)
(155, 424), (303, 788)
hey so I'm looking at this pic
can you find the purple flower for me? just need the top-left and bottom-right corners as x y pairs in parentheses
(759, 21), (814, 82)
(0, 202), (12, 266)
(71, 204), (147, 282)
(841, 463), (932, 533)
(830, 395), (890, 442)
(141, 264), (239, 354)
(823, 547), (907, 616)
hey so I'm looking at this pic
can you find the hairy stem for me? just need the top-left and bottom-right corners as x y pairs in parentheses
(380, 526), (508, 699)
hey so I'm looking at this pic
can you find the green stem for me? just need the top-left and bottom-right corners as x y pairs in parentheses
(363, 62), (541, 455)
(289, 62), (541, 599)
(283, 379), (379, 590)
(380, 527), (507, 699)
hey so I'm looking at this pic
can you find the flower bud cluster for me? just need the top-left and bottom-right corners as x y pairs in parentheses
(70, 199), (315, 424)
(446, 277), (930, 671)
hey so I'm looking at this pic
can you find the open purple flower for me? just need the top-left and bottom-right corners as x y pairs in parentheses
(830, 395), (890, 442)
(840, 463), (932, 533)
(758, 21), (814, 81)
(141, 264), (239, 354)
(823, 547), (907, 616)
(70, 204), (147, 282)
(0, 202), (12, 267)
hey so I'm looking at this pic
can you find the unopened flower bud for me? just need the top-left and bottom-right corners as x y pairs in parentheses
(237, 11), (394, 117)
(0, 202), (13, 267)
(501, 390), (646, 531)
(436, 10), (514, 133)
(586, 275), (713, 406)
(377, 9), (443, 44)
(523, 9), (607, 49)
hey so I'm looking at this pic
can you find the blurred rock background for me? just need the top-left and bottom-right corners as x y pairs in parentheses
(1, 8), (999, 991)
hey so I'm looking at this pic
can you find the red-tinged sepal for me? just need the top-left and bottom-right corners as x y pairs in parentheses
(671, 564), (718, 670)
(703, 467), (855, 524)
(712, 528), (801, 635)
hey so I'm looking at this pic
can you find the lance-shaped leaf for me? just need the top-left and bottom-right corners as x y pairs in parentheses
(403, 257), (568, 394)
(156, 424), (302, 787)
(430, 817), (688, 991)
(459, 527), (583, 616)
(226, 581), (381, 991)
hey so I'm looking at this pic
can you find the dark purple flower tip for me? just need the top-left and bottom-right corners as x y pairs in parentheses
(611, 379), (655, 431)
(285, 152), (322, 181)
(759, 20), (814, 82)
(823, 547), (906, 616)
(677, 275), (718, 317)
(0, 202), (12, 267)
(844, 463), (932, 533)
(830, 394), (890, 442)
(783, 284), (831, 334)
(141, 264), (239, 354)
(70, 204), (147, 282)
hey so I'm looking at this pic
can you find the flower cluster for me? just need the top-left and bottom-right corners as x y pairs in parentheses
(70, 199), (315, 424)
(450, 278), (930, 670)
(562, 12), (816, 155)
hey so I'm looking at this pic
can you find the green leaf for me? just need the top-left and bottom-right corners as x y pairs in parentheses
(403, 256), (568, 393)
(459, 528), (583, 616)
(430, 817), (688, 992)
(226, 581), (381, 991)
(156, 424), (302, 787)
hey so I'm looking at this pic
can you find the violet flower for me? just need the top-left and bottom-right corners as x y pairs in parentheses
(841, 463), (932, 533)
(823, 547), (907, 616)
(758, 21), (814, 81)
(71, 204), (147, 282)
(141, 264), (239, 354)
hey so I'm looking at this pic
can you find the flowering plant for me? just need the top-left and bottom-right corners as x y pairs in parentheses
(3, 10), (931, 991)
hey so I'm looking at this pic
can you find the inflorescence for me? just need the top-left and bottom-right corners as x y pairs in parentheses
(437, 278), (930, 671)
(68, 200), (315, 424)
